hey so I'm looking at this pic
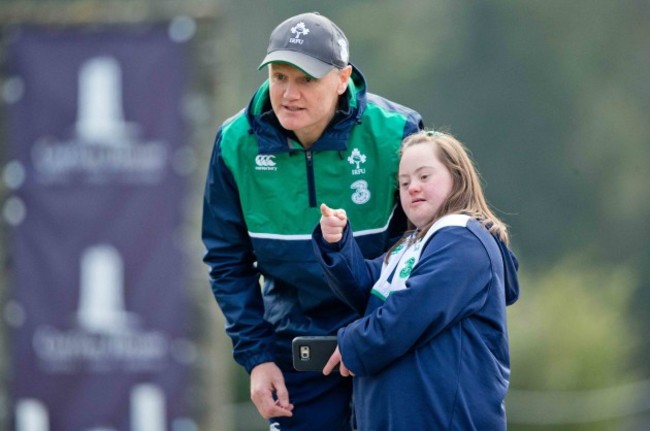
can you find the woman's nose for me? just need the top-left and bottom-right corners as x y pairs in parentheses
(408, 182), (420, 193)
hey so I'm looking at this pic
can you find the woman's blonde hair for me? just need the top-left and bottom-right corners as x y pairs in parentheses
(395, 130), (509, 250)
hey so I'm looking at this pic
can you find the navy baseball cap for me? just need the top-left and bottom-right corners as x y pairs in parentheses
(258, 12), (350, 78)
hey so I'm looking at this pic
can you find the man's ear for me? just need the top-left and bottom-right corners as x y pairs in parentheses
(337, 65), (353, 95)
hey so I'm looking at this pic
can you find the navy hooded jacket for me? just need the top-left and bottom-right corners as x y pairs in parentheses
(313, 214), (520, 430)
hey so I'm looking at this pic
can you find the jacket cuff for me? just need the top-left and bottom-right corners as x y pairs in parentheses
(312, 223), (348, 251)
(241, 350), (277, 374)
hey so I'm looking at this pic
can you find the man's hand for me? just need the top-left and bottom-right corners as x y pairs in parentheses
(323, 346), (354, 377)
(320, 203), (348, 244)
(250, 362), (294, 419)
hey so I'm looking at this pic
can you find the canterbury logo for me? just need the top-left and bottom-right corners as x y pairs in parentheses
(255, 154), (277, 171)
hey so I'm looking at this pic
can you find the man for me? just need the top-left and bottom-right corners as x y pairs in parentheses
(202, 11), (423, 431)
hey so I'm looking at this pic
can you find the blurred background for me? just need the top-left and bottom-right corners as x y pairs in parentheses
(1, 0), (649, 430)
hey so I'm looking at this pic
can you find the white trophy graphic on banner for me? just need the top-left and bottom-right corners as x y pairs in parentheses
(75, 56), (139, 145)
(77, 244), (136, 333)
(30, 55), (167, 183)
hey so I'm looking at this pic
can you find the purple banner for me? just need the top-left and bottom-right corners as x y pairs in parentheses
(5, 25), (193, 430)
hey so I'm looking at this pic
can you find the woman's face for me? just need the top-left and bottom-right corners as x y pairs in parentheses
(398, 143), (454, 229)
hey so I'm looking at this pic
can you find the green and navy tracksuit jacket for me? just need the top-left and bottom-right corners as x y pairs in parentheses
(202, 65), (423, 373)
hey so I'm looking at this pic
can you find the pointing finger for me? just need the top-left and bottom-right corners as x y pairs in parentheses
(320, 203), (333, 217)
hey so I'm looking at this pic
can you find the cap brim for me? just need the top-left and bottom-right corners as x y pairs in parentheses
(258, 51), (335, 79)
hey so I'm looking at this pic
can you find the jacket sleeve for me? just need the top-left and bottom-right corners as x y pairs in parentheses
(202, 130), (275, 373)
(386, 199), (408, 248)
(338, 228), (492, 376)
(312, 223), (384, 315)
(404, 110), (424, 138)
(386, 109), (422, 246)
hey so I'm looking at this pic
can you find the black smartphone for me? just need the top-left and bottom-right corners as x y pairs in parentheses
(292, 336), (338, 372)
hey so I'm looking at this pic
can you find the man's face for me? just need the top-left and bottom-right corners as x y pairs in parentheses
(268, 63), (351, 147)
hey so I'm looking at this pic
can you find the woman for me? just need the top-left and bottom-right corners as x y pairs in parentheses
(312, 131), (520, 430)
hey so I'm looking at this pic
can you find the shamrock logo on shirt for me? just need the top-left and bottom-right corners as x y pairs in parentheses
(399, 257), (416, 278)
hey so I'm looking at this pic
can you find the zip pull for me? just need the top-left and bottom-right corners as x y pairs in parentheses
(305, 150), (316, 207)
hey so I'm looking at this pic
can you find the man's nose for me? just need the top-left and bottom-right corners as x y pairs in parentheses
(283, 82), (299, 99)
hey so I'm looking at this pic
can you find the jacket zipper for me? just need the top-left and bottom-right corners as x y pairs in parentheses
(305, 150), (316, 207)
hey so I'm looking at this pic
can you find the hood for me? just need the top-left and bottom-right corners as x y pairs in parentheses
(245, 64), (368, 154)
(496, 238), (520, 306)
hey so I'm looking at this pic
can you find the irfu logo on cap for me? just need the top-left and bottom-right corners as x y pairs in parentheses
(289, 22), (310, 44)
(337, 38), (349, 64)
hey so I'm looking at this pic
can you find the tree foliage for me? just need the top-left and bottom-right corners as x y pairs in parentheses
(507, 255), (641, 430)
